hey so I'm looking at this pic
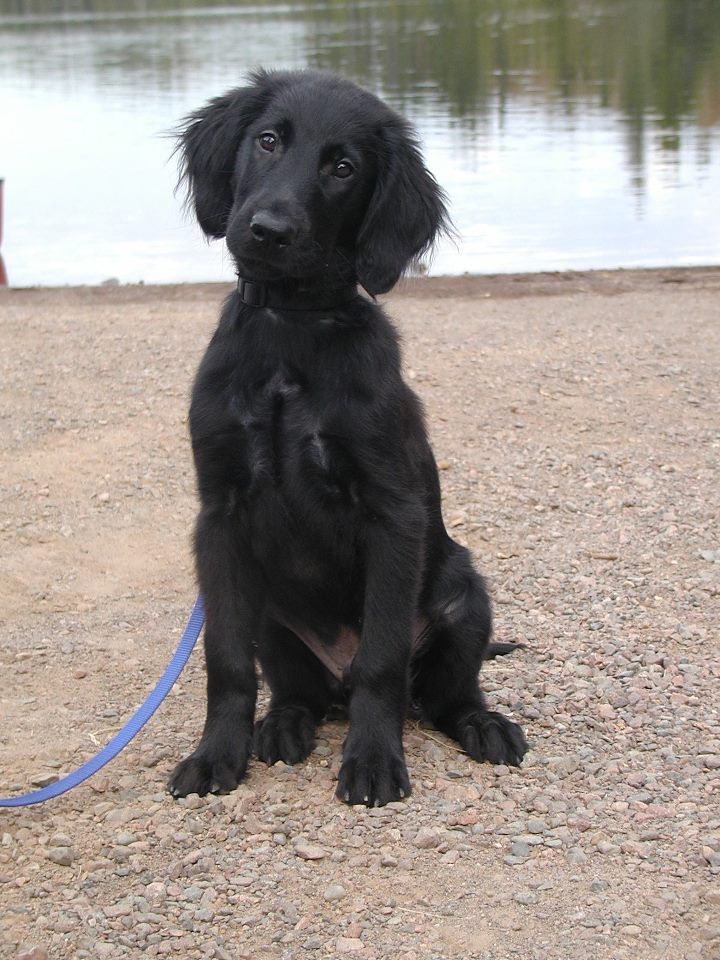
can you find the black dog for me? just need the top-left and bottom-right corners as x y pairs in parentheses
(169, 69), (527, 806)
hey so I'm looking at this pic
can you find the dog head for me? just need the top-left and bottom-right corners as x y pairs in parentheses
(177, 69), (450, 296)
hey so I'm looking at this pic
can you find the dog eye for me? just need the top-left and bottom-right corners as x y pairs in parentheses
(333, 160), (354, 180)
(258, 132), (278, 153)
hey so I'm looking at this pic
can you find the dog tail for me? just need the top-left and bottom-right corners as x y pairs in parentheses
(484, 641), (525, 660)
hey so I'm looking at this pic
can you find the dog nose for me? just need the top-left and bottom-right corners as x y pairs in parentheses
(249, 212), (295, 248)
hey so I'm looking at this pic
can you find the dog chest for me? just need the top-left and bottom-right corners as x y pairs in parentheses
(221, 367), (357, 508)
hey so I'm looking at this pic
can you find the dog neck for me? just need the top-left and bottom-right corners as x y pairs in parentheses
(236, 275), (362, 313)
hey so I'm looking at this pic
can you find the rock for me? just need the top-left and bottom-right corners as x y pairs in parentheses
(336, 938), (364, 953)
(17, 949), (49, 960)
(294, 843), (328, 861)
(566, 847), (587, 865)
(114, 831), (136, 846)
(46, 847), (75, 867)
(323, 884), (347, 901)
(413, 827), (442, 849)
(526, 817), (547, 834)
(145, 881), (168, 903)
(29, 773), (58, 788)
(510, 841), (531, 858)
(48, 833), (73, 848)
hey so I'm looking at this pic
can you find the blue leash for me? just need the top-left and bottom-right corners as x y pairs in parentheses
(0, 595), (205, 808)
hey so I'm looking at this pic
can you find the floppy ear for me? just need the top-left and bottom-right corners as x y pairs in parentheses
(355, 120), (450, 296)
(176, 71), (277, 238)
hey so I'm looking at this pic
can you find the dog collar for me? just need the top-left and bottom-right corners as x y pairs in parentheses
(236, 276), (360, 312)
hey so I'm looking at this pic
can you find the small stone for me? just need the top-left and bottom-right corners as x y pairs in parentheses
(621, 925), (643, 937)
(702, 849), (720, 869)
(380, 854), (398, 867)
(526, 817), (547, 835)
(413, 827), (442, 849)
(510, 841), (531, 858)
(145, 882), (167, 903)
(323, 884), (347, 902)
(294, 843), (327, 861)
(47, 847), (75, 867)
(699, 549), (720, 563)
(49, 833), (73, 848)
(17, 950), (49, 960)
(513, 891), (538, 906)
(596, 840), (616, 854)
(566, 847), (587, 865)
(30, 773), (58, 788)
(336, 938), (364, 953)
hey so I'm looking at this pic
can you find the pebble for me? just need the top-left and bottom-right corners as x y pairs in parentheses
(566, 847), (587, 865)
(29, 773), (58, 788)
(46, 848), (75, 867)
(510, 840), (532, 858)
(336, 937), (364, 953)
(413, 827), (442, 849)
(294, 843), (328, 861)
(526, 817), (547, 834)
(323, 884), (347, 902)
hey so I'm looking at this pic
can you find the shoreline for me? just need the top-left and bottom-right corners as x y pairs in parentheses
(2, 263), (719, 302)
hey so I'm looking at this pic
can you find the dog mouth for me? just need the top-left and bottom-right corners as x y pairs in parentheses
(229, 233), (352, 288)
(231, 250), (326, 283)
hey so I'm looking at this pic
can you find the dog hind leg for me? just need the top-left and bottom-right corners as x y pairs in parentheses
(414, 546), (528, 766)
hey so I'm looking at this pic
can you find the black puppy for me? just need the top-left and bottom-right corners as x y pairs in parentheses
(169, 69), (527, 806)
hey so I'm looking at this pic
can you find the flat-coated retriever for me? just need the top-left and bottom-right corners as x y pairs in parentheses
(169, 69), (527, 807)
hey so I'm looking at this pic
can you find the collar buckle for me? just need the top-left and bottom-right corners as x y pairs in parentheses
(237, 277), (268, 308)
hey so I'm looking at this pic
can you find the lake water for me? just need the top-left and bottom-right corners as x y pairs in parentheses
(1, 0), (719, 286)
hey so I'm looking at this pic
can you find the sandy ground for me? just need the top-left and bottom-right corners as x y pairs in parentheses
(0, 268), (719, 960)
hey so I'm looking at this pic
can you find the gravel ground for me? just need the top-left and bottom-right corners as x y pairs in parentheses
(1, 269), (719, 960)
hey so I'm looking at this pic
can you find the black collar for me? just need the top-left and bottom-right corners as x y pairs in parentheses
(237, 276), (361, 312)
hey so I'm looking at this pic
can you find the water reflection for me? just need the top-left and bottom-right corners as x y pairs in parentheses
(1, 0), (718, 284)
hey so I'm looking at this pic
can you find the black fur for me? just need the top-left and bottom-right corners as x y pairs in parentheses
(169, 69), (527, 807)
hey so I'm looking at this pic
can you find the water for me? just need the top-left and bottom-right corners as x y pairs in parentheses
(1, 0), (719, 286)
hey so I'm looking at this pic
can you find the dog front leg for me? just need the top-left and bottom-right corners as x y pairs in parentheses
(336, 514), (423, 806)
(169, 508), (258, 798)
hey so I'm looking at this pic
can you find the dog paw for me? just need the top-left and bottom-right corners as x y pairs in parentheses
(457, 710), (527, 766)
(254, 706), (316, 766)
(168, 739), (251, 798)
(336, 737), (411, 807)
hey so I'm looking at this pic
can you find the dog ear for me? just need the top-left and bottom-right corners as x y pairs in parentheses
(355, 120), (450, 296)
(176, 71), (276, 238)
